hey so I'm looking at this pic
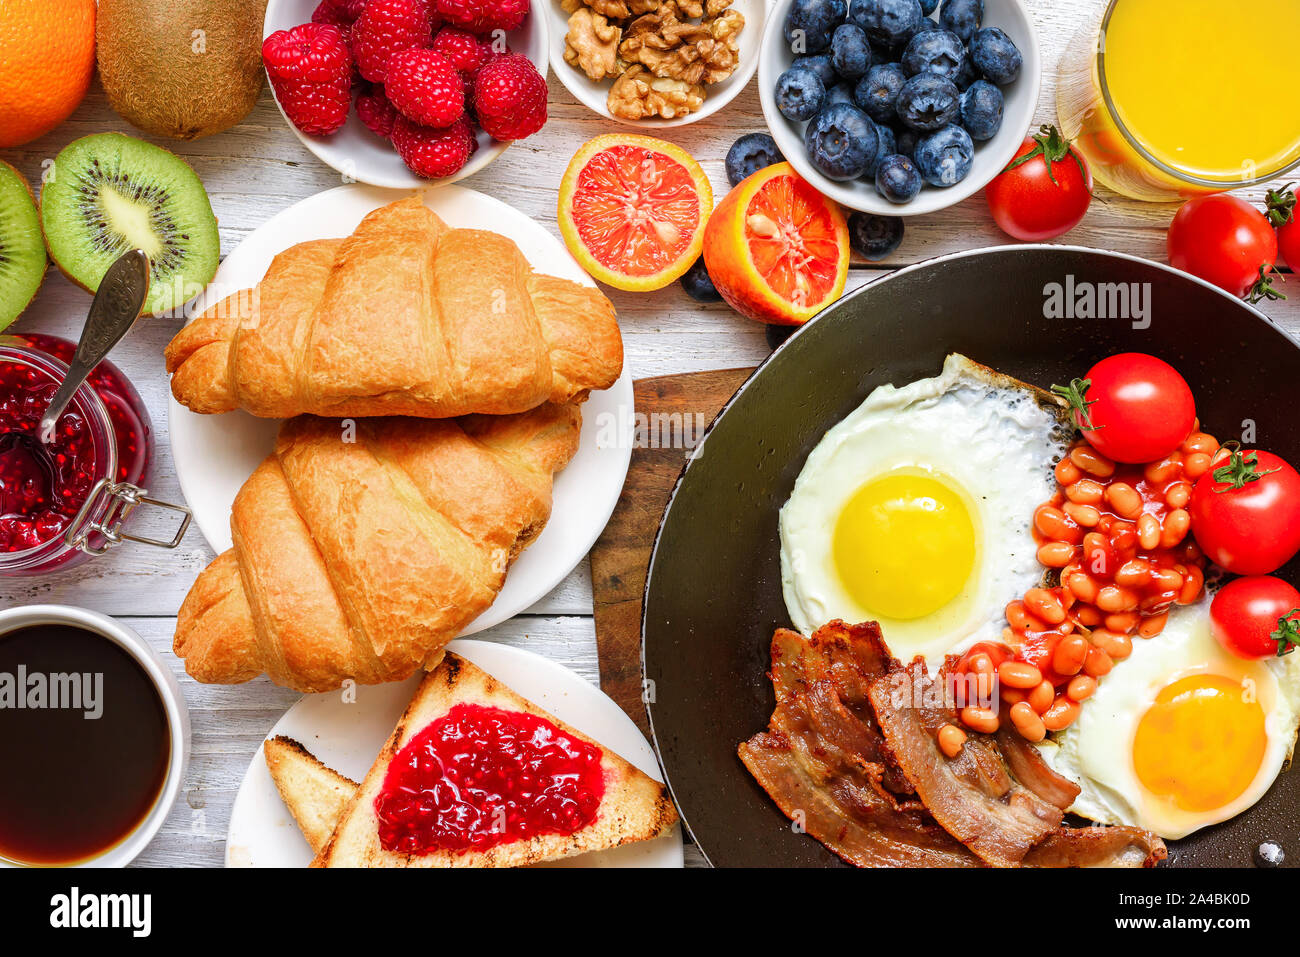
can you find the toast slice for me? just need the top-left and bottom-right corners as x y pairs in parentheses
(263, 735), (359, 855)
(313, 653), (678, 867)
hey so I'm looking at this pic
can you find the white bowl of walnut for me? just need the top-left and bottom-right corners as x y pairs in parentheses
(548, 0), (764, 127)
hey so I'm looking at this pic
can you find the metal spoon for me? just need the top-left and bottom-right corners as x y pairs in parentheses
(39, 249), (151, 444)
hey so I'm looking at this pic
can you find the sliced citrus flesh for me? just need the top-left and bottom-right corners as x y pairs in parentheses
(703, 163), (849, 325)
(558, 133), (713, 292)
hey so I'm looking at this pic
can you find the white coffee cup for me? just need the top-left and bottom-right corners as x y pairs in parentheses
(0, 604), (190, 867)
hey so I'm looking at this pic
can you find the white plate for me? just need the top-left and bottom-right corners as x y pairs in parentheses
(546, 0), (764, 128)
(758, 0), (1041, 215)
(168, 183), (634, 637)
(264, 0), (549, 188)
(226, 639), (684, 867)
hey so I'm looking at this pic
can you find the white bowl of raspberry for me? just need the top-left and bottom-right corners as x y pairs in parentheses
(264, 0), (550, 188)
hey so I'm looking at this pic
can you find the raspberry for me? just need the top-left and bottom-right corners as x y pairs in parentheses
(391, 115), (476, 178)
(263, 23), (354, 136)
(311, 0), (367, 27)
(473, 53), (546, 141)
(356, 84), (400, 139)
(352, 0), (434, 83)
(434, 0), (530, 34)
(385, 48), (465, 127)
(431, 26), (491, 72)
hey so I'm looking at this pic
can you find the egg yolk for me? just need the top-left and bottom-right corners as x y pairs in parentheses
(832, 472), (976, 620)
(1133, 674), (1267, 813)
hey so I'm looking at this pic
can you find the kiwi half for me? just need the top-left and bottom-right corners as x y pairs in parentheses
(0, 161), (47, 331)
(41, 133), (219, 317)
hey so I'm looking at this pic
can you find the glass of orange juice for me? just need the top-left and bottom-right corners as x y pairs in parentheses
(1057, 0), (1300, 201)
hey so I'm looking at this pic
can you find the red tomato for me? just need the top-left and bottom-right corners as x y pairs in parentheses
(1210, 575), (1300, 658)
(1167, 195), (1282, 301)
(1267, 184), (1300, 274)
(1190, 447), (1300, 574)
(985, 125), (1092, 241)
(1051, 353), (1195, 464)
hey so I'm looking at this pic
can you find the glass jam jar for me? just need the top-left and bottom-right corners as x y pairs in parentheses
(0, 333), (190, 576)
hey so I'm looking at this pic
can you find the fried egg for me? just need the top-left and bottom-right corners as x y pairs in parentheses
(1038, 596), (1300, 840)
(779, 354), (1071, 664)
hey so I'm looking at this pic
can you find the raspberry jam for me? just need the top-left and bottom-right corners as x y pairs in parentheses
(0, 335), (151, 573)
(374, 703), (606, 855)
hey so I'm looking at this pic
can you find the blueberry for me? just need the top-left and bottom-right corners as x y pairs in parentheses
(785, 0), (847, 54)
(919, 0), (938, 13)
(803, 102), (879, 180)
(680, 257), (723, 302)
(792, 53), (837, 86)
(913, 123), (974, 185)
(776, 66), (827, 121)
(895, 73), (959, 131)
(848, 0), (923, 47)
(970, 26), (1022, 84)
(959, 79), (1002, 140)
(895, 126), (919, 158)
(826, 81), (857, 107)
(900, 28), (964, 79)
(847, 211), (904, 260)
(953, 51), (978, 89)
(854, 62), (907, 122)
(862, 121), (896, 178)
(939, 0), (982, 43)
(914, 14), (940, 31)
(876, 153), (922, 202)
(726, 132), (784, 187)
(830, 23), (872, 79)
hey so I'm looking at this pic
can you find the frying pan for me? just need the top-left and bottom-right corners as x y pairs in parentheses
(642, 246), (1300, 868)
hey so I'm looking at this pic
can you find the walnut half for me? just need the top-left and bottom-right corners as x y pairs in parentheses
(618, 1), (744, 86)
(563, 8), (622, 81)
(607, 64), (705, 120)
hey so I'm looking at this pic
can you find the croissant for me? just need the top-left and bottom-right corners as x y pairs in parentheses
(164, 195), (623, 419)
(173, 402), (581, 692)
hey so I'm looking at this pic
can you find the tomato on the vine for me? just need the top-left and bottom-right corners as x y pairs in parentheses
(1190, 445), (1300, 575)
(1052, 353), (1195, 464)
(1267, 183), (1300, 274)
(985, 125), (1092, 241)
(1210, 576), (1300, 659)
(1167, 194), (1285, 302)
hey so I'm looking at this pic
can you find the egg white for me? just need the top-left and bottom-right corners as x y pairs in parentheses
(1038, 596), (1300, 840)
(779, 354), (1070, 665)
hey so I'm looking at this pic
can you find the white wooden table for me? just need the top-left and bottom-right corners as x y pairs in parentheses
(3, 0), (1297, 867)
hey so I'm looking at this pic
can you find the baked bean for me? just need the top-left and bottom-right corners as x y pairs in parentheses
(938, 723), (966, 758)
(1091, 628), (1132, 660)
(1035, 504), (1079, 543)
(1066, 479), (1105, 505)
(1037, 542), (1075, 568)
(1052, 634), (1089, 676)
(1000, 686), (1027, 705)
(1137, 513), (1161, 550)
(1055, 457), (1083, 485)
(998, 661), (1043, 689)
(1164, 482), (1191, 508)
(1097, 584), (1139, 613)
(1152, 567), (1184, 593)
(1025, 588), (1066, 625)
(1104, 482), (1143, 518)
(1042, 696), (1081, 731)
(1074, 603), (1103, 627)
(1104, 611), (1140, 632)
(973, 670), (995, 701)
(1028, 680), (1055, 714)
(1082, 533), (1115, 576)
(1065, 571), (1100, 604)
(1070, 445), (1115, 478)
(1138, 611), (1169, 638)
(1144, 455), (1180, 484)
(1063, 501), (1101, 527)
(1182, 432), (1218, 456)
(960, 705), (1000, 734)
(1160, 508), (1191, 548)
(967, 652), (994, 676)
(1178, 564), (1204, 604)
(1067, 675), (1097, 701)
(1010, 701), (1047, 742)
(1005, 602), (1045, 634)
(1084, 647), (1114, 677)
(1114, 559), (1152, 588)
(1184, 452), (1213, 479)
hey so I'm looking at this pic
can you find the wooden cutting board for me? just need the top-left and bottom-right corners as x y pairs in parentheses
(590, 368), (756, 736)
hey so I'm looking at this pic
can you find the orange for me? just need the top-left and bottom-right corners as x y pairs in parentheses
(0, 0), (96, 148)
(558, 133), (713, 292)
(703, 163), (849, 325)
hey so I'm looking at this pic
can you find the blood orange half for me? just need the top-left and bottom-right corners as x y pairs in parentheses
(703, 163), (849, 325)
(558, 134), (713, 292)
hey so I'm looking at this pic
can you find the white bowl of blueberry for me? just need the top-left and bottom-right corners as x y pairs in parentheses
(758, 0), (1039, 215)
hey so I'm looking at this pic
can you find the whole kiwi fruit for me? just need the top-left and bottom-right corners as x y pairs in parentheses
(96, 0), (269, 141)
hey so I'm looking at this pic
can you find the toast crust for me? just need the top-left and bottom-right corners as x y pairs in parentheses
(263, 735), (359, 855)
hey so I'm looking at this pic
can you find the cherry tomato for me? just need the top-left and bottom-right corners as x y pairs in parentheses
(985, 125), (1092, 241)
(1167, 194), (1283, 302)
(1052, 353), (1195, 464)
(1190, 446), (1300, 574)
(1209, 576), (1300, 659)
(1267, 183), (1300, 274)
